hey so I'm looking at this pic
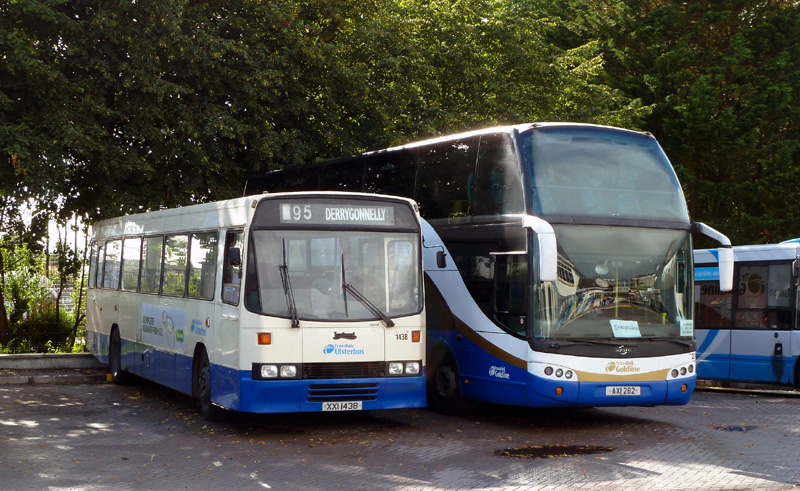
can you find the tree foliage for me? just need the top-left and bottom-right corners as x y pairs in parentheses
(2, 0), (799, 247)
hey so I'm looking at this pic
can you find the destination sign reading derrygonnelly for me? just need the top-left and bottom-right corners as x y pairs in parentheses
(279, 202), (395, 226)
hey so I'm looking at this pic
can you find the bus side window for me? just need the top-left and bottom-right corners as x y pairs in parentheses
(141, 236), (163, 294)
(188, 232), (218, 300)
(222, 231), (244, 305)
(102, 240), (122, 290)
(695, 281), (732, 328)
(163, 234), (188, 296)
(494, 255), (528, 336)
(88, 242), (98, 289)
(474, 133), (524, 216)
(364, 149), (418, 198)
(244, 244), (261, 312)
(416, 138), (479, 219)
(121, 238), (142, 292)
(735, 264), (792, 330)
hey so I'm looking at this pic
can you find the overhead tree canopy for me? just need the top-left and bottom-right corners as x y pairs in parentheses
(2, 0), (799, 245)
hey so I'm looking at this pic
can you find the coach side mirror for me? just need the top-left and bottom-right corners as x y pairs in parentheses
(523, 216), (558, 283)
(436, 250), (447, 269)
(691, 222), (733, 292)
(228, 247), (242, 267)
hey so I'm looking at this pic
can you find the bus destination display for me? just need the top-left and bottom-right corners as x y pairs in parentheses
(280, 202), (395, 227)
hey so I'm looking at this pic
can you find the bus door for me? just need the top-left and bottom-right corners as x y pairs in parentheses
(729, 263), (795, 384)
(213, 230), (244, 406)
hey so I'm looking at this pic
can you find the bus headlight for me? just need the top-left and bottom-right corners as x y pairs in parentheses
(261, 365), (279, 378)
(280, 365), (297, 378)
(405, 362), (420, 375)
(389, 362), (404, 375)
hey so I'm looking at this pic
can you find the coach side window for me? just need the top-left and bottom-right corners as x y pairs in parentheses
(163, 234), (189, 296)
(102, 240), (122, 290)
(140, 236), (163, 294)
(364, 149), (418, 198)
(415, 137), (479, 219)
(325, 160), (364, 191)
(188, 232), (218, 300)
(121, 238), (142, 292)
(474, 133), (524, 216)
(222, 231), (244, 304)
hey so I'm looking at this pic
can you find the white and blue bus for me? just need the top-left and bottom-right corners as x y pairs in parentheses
(246, 123), (734, 412)
(86, 192), (426, 420)
(695, 241), (800, 389)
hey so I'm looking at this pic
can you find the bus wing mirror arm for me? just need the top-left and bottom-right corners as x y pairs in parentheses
(691, 222), (733, 292)
(523, 216), (558, 283)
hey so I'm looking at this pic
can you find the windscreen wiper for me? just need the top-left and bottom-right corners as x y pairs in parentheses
(278, 238), (299, 328)
(637, 336), (694, 348)
(340, 254), (394, 327)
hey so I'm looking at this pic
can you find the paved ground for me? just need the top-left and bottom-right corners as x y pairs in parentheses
(1, 374), (798, 490)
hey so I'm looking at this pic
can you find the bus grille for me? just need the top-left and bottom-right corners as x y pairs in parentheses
(303, 362), (385, 380)
(308, 383), (379, 402)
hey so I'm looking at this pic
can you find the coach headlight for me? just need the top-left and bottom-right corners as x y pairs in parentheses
(280, 365), (297, 378)
(261, 365), (279, 378)
(405, 362), (420, 375)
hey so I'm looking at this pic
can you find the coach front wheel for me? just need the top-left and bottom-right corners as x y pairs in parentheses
(428, 355), (472, 415)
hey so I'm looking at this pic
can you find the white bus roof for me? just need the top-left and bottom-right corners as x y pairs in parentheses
(91, 192), (418, 239)
(695, 242), (800, 265)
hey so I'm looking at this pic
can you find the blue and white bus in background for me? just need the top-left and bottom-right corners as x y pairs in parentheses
(247, 123), (734, 412)
(86, 192), (426, 420)
(695, 241), (800, 389)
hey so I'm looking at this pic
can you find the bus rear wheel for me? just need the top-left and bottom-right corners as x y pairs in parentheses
(195, 350), (226, 421)
(109, 329), (129, 385)
(428, 355), (471, 415)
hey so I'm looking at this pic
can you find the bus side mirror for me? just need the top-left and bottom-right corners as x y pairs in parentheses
(691, 222), (733, 292)
(228, 247), (242, 267)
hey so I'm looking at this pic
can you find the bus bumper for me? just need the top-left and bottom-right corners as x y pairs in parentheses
(227, 368), (427, 413)
(527, 373), (696, 407)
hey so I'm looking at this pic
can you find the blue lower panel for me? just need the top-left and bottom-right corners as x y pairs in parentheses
(730, 355), (796, 385)
(528, 374), (695, 408)
(221, 366), (427, 413)
(697, 354), (730, 381)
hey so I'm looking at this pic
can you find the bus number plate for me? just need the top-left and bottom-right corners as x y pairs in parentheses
(606, 386), (641, 396)
(322, 401), (362, 411)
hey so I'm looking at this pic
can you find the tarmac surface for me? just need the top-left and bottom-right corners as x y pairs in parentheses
(1, 369), (798, 490)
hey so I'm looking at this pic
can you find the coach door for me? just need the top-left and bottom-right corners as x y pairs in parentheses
(729, 262), (795, 384)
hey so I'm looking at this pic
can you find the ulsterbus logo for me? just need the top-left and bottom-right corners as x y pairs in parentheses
(606, 361), (641, 374)
(323, 343), (365, 356)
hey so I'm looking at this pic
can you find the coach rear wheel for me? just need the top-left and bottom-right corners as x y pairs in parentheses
(196, 350), (226, 421)
(428, 355), (471, 415)
(109, 329), (129, 385)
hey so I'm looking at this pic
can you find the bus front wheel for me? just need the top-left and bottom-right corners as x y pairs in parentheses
(428, 355), (471, 415)
(195, 350), (226, 421)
